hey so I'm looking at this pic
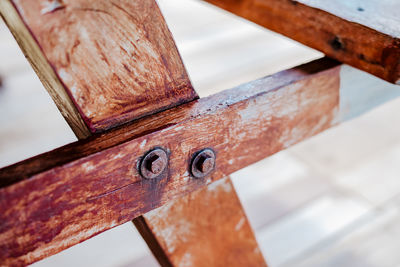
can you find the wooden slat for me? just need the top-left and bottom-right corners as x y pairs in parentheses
(135, 177), (267, 267)
(0, 58), (339, 186)
(0, 58), (341, 265)
(203, 0), (400, 84)
(0, 0), (198, 134)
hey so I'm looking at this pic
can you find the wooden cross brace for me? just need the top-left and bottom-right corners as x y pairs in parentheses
(0, 0), (399, 266)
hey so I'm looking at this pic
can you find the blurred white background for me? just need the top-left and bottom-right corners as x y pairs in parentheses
(1, 0), (400, 266)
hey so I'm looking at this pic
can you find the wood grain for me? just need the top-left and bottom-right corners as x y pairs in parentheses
(0, 0), (198, 133)
(0, 58), (340, 266)
(1, 3), (199, 264)
(135, 177), (267, 267)
(203, 0), (400, 84)
(0, 0), (90, 138)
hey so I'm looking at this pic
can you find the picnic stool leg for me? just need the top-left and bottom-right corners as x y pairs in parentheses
(134, 177), (267, 267)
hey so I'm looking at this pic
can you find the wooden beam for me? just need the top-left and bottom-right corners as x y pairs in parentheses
(1, 58), (399, 265)
(203, 0), (400, 84)
(0, 0), (89, 138)
(135, 177), (267, 267)
(0, 58), (339, 265)
(0, 58), (339, 187)
(0, 0), (197, 134)
(1, 1), (201, 265)
(1, 2), (268, 265)
(1, 3), (199, 264)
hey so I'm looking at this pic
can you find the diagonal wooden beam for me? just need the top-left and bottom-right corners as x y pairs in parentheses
(0, 58), (373, 265)
(135, 177), (267, 267)
(1, 57), (399, 265)
(0, 58), (340, 187)
(0, 58), (339, 265)
(203, 0), (400, 84)
(0, 0), (198, 135)
(2, 2), (399, 265)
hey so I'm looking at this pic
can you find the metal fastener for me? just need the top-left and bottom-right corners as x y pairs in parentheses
(139, 148), (168, 179)
(190, 148), (216, 178)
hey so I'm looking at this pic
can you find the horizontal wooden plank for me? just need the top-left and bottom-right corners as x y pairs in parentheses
(135, 177), (267, 266)
(0, 0), (198, 133)
(0, 58), (340, 265)
(203, 0), (400, 84)
(0, 58), (339, 188)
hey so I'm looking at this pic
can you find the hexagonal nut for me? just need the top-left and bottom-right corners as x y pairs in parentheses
(190, 148), (216, 178)
(139, 148), (168, 179)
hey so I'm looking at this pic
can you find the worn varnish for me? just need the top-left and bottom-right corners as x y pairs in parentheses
(0, 58), (339, 187)
(0, 0), (198, 134)
(135, 177), (267, 267)
(0, 2), (201, 264)
(203, 0), (400, 84)
(0, 58), (340, 266)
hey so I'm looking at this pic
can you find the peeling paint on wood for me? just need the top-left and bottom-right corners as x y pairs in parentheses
(0, 0), (198, 133)
(0, 58), (340, 266)
(136, 177), (267, 267)
(203, 0), (400, 84)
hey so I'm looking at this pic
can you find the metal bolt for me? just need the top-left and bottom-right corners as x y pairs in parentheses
(140, 148), (168, 179)
(190, 148), (216, 178)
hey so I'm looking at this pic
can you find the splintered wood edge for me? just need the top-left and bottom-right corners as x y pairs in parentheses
(0, 1), (90, 139)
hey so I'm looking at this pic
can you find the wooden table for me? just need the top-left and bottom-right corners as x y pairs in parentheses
(0, 0), (399, 266)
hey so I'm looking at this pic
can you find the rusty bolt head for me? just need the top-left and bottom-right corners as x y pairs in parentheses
(149, 156), (164, 174)
(140, 148), (168, 179)
(191, 149), (216, 178)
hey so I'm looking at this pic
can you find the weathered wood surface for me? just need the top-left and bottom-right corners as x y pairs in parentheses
(1, 3), (200, 265)
(203, 0), (400, 84)
(0, 0), (197, 134)
(135, 177), (267, 267)
(0, 58), (340, 265)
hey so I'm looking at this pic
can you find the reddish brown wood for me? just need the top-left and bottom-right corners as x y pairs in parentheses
(203, 0), (400, 84)
(135, 177), (267, 267)
(0, 58), (340, 266)
(1, 0), (197, 133)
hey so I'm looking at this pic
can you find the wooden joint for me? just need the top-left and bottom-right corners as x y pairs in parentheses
(1, 58), (399, 265)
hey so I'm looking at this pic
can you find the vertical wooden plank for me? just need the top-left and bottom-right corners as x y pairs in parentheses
(0, 0), (198, 134)
(134, 177), (268, 267)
